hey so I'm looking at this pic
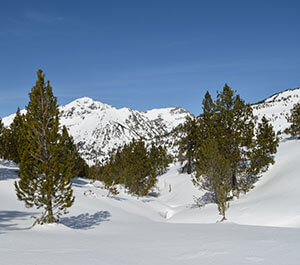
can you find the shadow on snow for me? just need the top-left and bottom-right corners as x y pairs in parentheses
(72, 178), (90, 188)
(0, 160), (19, 181)
(0, 210), (37, 232)
(60, 211), (111, 230)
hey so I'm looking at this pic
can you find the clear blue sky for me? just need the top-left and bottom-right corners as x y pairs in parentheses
(1, 0), (300, 117)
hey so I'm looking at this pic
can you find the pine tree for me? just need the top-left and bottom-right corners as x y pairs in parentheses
(286, 103), (300, 138)
(125, 140), (153, 196)
(177, 116), (199, 174)
(214, 84), (256, 194)
(149, 142), (171, 176)
(96, 139), (169, 197)
(246, 116), (279, 189)
(194, 138), (231, 221)
(5, 108), (26, 163)
(60, 126), (88, 178)
(15, 69), (75, 225)
(192, 84), (278, 220)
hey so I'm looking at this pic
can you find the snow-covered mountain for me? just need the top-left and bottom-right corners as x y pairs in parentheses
(252, 87), (300, 134)
(2, 88), (300, 164)
(2, 97), (192, 163)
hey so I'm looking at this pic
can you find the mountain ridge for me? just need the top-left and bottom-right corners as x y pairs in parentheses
(2, 97), (192, 164)
(2, 87), (300, 163)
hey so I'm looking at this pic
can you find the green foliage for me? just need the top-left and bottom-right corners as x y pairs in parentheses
(60, 126), (89, 178)
(2, 108), (26, 163)
(14, 70), (76, 225)
(177, 117), (199, 174)
(213, 84), (256, 193)
(246, 116), (279, 190)
(194, 138), (231, 220)
(286, 103), (300, 138)
(92, 140), (171, 197)
(181, 84), (278, 219)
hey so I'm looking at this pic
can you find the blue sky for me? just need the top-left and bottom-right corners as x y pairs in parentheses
(1, 0), (300, 117)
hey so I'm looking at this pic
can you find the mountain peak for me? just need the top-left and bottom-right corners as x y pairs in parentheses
(67, 97), (113, 109)
(60, 97), (114, 120)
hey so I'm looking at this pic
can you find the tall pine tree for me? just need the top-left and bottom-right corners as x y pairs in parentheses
(15, 70), (75, 225)
(191, 84), (278, 219)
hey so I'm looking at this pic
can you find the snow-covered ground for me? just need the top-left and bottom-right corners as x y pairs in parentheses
(0, 138), (300, 264)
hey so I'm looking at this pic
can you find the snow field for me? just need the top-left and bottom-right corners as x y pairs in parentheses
(0, 138), (300, 264)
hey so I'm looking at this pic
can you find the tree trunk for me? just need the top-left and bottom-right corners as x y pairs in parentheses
(232, 172), (237, 189)
(187, 157), (192, 174)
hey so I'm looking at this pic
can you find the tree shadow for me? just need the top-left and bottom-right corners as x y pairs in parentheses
(60, 211), (111, 230)
(0, 210), (38, 232)
(110, 196), (126, 201)
(0, 166), (18, 181)
(282, 136), (299, 142)
(72, 178), (90, 188)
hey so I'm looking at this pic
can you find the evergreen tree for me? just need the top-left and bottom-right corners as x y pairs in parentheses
(149, 142), (171, 175)
(213, 84), (256, 194)
(190, 84), (278, 219)
(60, 126), (88, 178)
(15, 70), (75, 225)
(194, 138), (231, 221)
(246, 116), (279, 189)
(94, 139), (170, 197)
(201, 91), (215, 133)
(125, 140), (155, 196)
(286, 103), (300, 138)
(5, 108), (26, 163)
(177, 116), (199, 174)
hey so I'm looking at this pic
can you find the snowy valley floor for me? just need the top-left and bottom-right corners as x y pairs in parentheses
(0, 139), (300, 265)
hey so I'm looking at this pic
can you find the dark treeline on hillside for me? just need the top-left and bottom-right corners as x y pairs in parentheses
(0, 70), (299, 224)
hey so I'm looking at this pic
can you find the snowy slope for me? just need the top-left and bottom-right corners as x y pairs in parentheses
(1, 137), (300, 264)
(252, 87), (300, 133)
